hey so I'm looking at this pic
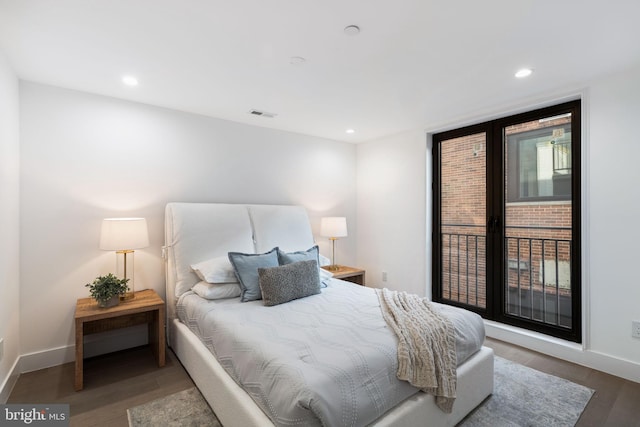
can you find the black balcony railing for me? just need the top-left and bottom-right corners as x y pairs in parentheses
(441, 224), (572, 329)
(441, 230), (486, 308)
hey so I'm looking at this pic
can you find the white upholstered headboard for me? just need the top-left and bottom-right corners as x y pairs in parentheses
(164, 203), (315, 320)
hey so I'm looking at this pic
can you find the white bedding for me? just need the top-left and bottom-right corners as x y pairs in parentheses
(177, 278), (485, 426)
(164, 202), (493, 427)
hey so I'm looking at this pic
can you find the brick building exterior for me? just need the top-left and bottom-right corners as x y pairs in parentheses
(439, 116), (573, 327)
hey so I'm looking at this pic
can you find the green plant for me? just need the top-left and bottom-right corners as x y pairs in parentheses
(85, 273), (129, 302)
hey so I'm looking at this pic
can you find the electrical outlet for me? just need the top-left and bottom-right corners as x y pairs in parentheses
(633, 321), (640, 339)
(382, 271), (388, 282)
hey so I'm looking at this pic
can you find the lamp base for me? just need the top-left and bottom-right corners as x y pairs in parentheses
(120, 292), (135, 301)
(325, 264), (341, 272)
(116, 250), (135, 301)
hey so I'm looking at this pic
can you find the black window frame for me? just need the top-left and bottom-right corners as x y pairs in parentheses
(432, 99), (582, 343)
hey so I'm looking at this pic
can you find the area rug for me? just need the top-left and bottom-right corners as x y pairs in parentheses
(459, 356), (594, 426)
(127, 387), (221, 427)
(127, 356), (594, 427)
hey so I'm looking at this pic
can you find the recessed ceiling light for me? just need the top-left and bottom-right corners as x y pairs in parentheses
(346, 129), (355, 134)
(344, 25), (360, 36)
(290, 56), (306, 65)
(122, 75), (138, 86)
(515, 68), (533, 78)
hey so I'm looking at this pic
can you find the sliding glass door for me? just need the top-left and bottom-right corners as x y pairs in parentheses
(433, 101), (581, 342)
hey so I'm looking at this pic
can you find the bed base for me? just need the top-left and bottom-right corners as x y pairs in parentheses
(170, 318), (494, 427)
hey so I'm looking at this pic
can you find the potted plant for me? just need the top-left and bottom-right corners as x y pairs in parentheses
(85, 273), (130, 308)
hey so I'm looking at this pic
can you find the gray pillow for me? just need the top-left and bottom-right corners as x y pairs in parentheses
(277, 245), (326, 287)
(258, 260), (321, 306)
(228, 247), (279, 302)
(277, 245), (319, 264)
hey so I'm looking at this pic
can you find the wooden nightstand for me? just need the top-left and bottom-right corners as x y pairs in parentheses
(74, 288), (165, 391)
(322, 265), (366, 286)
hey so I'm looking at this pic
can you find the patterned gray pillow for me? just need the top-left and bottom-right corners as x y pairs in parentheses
(258, 260), (321, 306)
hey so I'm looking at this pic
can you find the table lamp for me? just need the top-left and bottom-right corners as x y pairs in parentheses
(320, 217), (348, 271)
(100, 217), (149, 300)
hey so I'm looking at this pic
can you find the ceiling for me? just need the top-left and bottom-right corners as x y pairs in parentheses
(1, 0), (639, 143)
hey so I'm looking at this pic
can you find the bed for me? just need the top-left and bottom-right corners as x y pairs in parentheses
(164, 202), (494, 426)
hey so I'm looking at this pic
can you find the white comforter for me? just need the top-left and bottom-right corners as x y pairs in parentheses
(177, 280), (484, 427)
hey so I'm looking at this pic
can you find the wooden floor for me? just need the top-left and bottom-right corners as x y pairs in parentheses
(486, 338), (640, 427)
(7, 338), (640, 426)
(7, 346), (194, 427)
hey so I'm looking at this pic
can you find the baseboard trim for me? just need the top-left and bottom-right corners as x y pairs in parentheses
(20, 325), (148, 374)
(19, 345), (76, 374)
(0, 357), (20, 404)
(486, 321), (640, 383)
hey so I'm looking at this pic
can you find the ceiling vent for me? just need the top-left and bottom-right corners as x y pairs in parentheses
(249, 109), (277, 118)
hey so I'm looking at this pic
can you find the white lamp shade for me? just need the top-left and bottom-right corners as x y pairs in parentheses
(320, 217), (348, 238)
(99, 218), (149, 250)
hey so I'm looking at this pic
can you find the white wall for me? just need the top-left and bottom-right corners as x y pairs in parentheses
(0, 51), (20, 401)
(356, 63), (640, 382)
(587, 63), (640, 366)
(356, 130), (427, 296)
(19, 82), (357, 368)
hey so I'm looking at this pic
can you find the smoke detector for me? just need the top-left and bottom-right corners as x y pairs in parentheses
(344, 25), (360, 36)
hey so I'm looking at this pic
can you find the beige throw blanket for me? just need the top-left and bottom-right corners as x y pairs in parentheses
(375, 288), (457, 412)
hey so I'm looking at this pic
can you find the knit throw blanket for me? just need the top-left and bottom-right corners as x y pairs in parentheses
(375, 288), (457, 412)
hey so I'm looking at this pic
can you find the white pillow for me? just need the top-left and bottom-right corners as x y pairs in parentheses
(192, 281), (241, 300)
(319, 268), (333, 280)
(319, 254), (331, 266)
(191, 256), (238, 283)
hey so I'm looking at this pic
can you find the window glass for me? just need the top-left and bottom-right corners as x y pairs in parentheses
(507, 121), (571, 202)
